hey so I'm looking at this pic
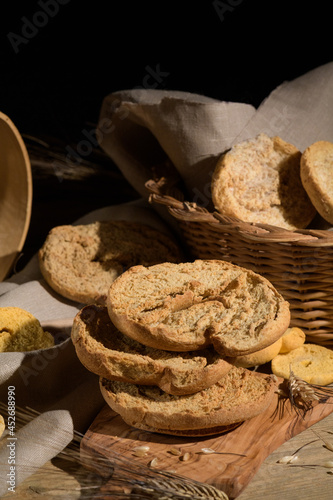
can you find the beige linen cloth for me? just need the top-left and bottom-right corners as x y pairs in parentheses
(97, 62), (333, 212)
(0, 61), (332, 495)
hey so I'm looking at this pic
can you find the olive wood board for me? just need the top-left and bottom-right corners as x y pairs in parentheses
(80, 389), (333, 499)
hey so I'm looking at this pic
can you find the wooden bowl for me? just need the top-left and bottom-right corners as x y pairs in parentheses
(0, 112), (32, 281)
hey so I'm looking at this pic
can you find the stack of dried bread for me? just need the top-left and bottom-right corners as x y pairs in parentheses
(211, 134), (333, 230)
(41, 134), (333, 435)
(71, 259), (291, 436)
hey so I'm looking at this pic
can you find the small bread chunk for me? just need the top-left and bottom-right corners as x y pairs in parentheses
(107, 260), (290, 356)
(271, 344), (333, 385)
(211, 133), (316, 230)
(38, 220), (181, 305)
(100, 366), (278, 435)
(0, 307), (54, 352)
(234, 326), (306, 368)
(71, 304), (233, 395)
(233, 337), (283, 368)
(279, 327), (306, 353)
(300, 140), (333, 224)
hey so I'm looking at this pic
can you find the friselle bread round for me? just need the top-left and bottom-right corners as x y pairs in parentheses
(71, 304), (233, 395)
(100, 366), (278, 436)
(107, 259), (290, 356)
(211, 133), (316, 230)
(0, 307), (54, 352)
(271, 343), (333, 385)
(39, 220), (181, 305)
(300, 140), (333, 224)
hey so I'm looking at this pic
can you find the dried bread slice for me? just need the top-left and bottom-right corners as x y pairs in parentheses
(100, 366), (278, 436)
(71, 304), (233, 395)
(271, 343), (333, 386)
(39, 220), (181, 305)
(0, 306), (54, 352)
(300, 140), (333, 224)
(107, 259), (290, 356)
(211, 133), (316, 230)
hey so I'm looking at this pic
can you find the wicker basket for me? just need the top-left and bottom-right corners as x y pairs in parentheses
(146, 177), (333, 347)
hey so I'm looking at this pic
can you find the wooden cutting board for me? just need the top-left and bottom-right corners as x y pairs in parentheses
(80, 389), (333, 499)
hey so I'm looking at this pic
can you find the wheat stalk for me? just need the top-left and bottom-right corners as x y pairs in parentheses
(287, 368), (333, 418)
(22, 132), (123, 182)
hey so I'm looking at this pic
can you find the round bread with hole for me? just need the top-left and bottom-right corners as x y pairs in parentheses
(271, 343), (333, 385)
(300, 140), (333, 224)
(38, 220), (182, 305)
(107, 259), (290, 356)
(71, 304), (233, 395)
(211, 133), (316, 230)
(99, 366), (278, 436)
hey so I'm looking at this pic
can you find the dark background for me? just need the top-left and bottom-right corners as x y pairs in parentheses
(1, 0), (332, 138)
(1, 0), (332, 267)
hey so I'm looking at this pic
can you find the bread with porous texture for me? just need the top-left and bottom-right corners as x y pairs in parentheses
(0, 307), (54, 352)
(107, 259), (290, 356)
(271, 343), (333, 385)
(100, 366), (278, 436)
(211, 133), (316, 230)
(38, 220), (181, 305)
(71, 304), (233, 395)
(300, 140), (333, 224)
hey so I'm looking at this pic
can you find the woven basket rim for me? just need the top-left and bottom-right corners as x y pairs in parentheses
(0, 112), (32, 281)
(146, 178), (333, 247)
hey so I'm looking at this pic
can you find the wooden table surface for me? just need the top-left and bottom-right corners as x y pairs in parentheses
(3, 409), (333, 499)
(4, 134), (333, 499)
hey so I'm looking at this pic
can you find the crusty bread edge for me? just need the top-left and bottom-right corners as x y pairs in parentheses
(39, 252), (101, 304)
(115, 420), (243, 437)
(99, 371), (278, 432)
(212, 282), (291, 357)
(107, 263), (291, 356)
(300, 141), (333, 224)
(211, 135), (315, 229)
(71, 305), (234, 395)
